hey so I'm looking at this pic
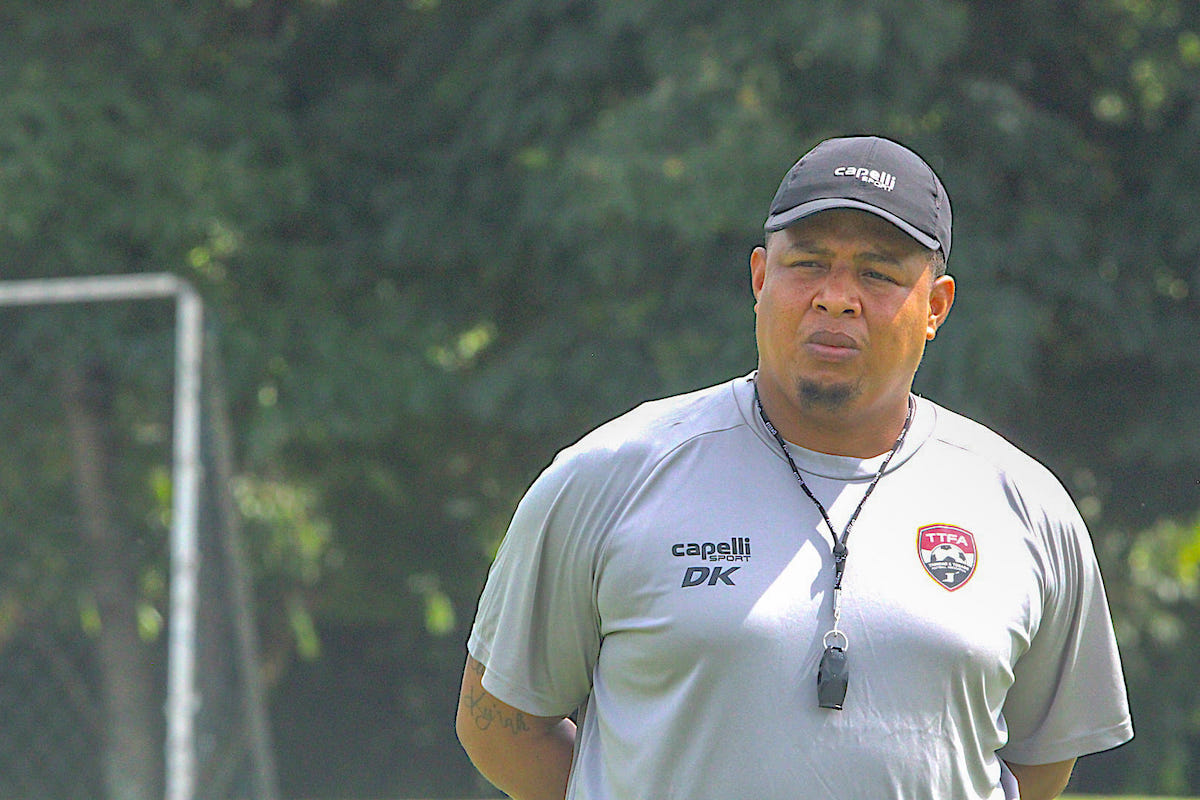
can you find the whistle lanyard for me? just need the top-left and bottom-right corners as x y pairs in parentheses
(754, 384), (914, 708)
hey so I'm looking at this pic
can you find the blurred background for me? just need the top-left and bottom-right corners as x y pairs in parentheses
(0, 0), (1197, 798)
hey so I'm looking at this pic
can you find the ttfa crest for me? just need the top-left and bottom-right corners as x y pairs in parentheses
(918, 524), (977, 591)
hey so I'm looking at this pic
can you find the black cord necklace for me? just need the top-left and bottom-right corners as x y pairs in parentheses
(753, 383), (914, 710)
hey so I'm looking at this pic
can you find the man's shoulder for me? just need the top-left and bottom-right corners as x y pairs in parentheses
(558, 377), (750, 471)
(925, 399), (1073, 503)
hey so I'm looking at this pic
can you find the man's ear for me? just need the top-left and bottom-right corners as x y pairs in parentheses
(750, 246), (767, 305)
(926, 274), (955, 340)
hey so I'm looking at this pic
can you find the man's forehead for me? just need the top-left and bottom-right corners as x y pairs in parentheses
(771, 209), (929, 254)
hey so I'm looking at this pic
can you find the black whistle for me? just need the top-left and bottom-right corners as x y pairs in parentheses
(817, 645), (849, 710)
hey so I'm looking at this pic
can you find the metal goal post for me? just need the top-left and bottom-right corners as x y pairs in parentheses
(0, 273), (205, 800)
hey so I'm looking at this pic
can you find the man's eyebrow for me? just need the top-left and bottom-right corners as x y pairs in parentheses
(777, 239), (831, 256)
(859, 250), (905, 266)
(779, 240), (906, 265)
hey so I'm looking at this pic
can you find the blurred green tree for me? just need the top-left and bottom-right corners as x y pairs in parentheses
(1, 0), (1198, 797)
(0, 1), (310, 797)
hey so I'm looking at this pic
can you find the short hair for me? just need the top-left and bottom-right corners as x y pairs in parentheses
(929, 249), (947, 278)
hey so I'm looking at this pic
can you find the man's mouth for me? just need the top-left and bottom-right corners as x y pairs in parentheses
(805, 331), (861, 360)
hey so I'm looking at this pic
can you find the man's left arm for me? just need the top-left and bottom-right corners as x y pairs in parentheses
(1004, 758), (1076, 800)
(999, 483), (1132, 789)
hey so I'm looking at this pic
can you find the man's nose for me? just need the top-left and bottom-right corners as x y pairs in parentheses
(812, 268), (861, 316)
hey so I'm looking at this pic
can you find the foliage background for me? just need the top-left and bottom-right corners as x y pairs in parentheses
(0, 0), (1198, 797)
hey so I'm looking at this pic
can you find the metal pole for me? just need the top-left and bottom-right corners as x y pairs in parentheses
(166, 283), (203, 800)
(0, 273), (182, 305)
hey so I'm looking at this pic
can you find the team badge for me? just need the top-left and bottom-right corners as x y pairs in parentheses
(917, 524), (977, 591)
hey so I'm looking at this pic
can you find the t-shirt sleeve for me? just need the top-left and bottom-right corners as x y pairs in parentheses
(997, 491), (1134, 764)
(466, 448), (610, 718)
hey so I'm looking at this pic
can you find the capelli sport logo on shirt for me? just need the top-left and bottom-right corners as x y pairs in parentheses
(917, 524), (977, 591)
(672, 537), (751, 587)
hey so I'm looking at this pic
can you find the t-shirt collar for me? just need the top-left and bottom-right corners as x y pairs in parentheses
(736, 372), (935, 481)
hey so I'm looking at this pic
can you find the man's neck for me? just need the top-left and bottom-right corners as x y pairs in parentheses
(755, 379), (911, 459)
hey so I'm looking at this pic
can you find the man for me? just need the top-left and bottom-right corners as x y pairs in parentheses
(457, 136), (1133, 800)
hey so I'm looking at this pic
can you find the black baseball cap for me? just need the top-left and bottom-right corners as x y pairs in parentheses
(764, 136), (952, 261)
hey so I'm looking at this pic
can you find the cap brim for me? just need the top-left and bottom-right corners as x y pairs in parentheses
(764, 198), (942, 252)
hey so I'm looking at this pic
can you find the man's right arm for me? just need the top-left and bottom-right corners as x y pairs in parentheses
(456, 655), (577, 800)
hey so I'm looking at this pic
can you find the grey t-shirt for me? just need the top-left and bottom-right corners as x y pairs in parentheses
(468, 374), (1133, 799)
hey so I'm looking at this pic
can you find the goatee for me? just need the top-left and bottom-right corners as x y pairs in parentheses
(797, 379), (859, 410)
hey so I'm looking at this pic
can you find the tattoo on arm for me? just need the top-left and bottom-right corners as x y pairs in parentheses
(463, 685), (531, 735)
(463, 660), (531, 736)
